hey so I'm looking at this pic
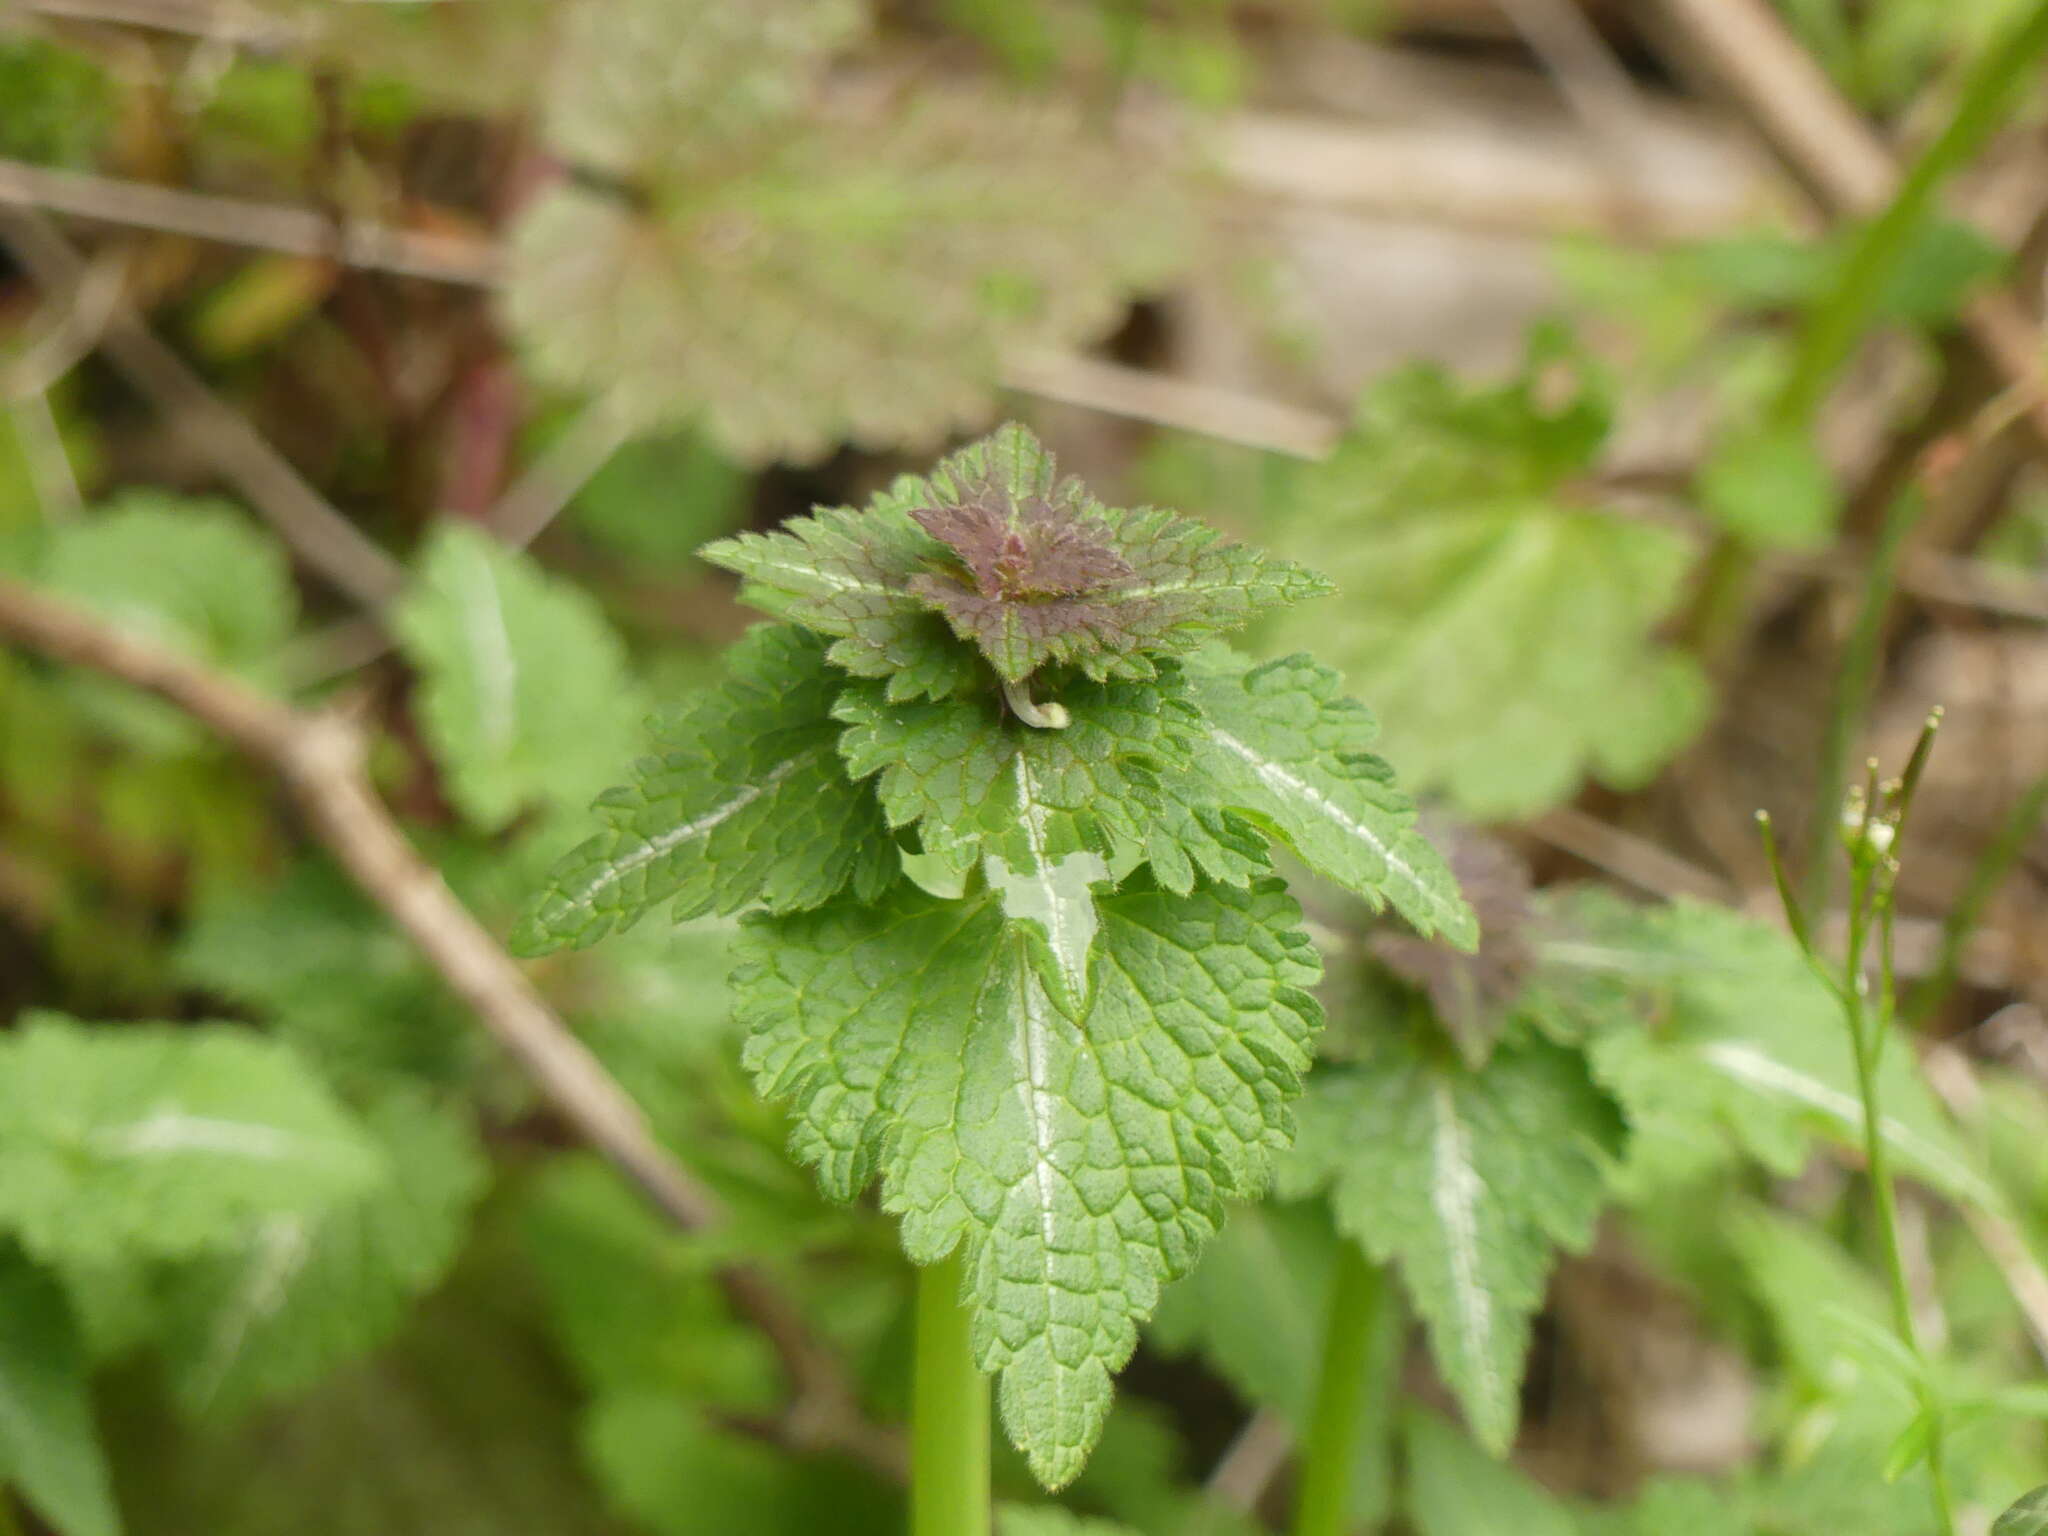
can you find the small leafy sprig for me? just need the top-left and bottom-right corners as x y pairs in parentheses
(519, 423), (1474, 1489)
(1758, 714), (1964, 1534)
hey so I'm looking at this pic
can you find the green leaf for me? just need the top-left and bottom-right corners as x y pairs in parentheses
(513, 624), (898, 954)
(176, 859), (478, 1093)
(1269, 350), (1707, 819)
(509, 82), (1185, 461)
(0, 1014), (385, 1265)
(1401, 1410), (1577, 1536)
(834, 666), (1265, 1003)
(106, 1265), (621, 1536)
(152, 1092), (487, 1422)
(542, 0), (865, 184)
(1183, 651), (1476, 947)
(739, 877), (1321, 1488)
(704, 424), (1326, 690)
(1996, 1486), (2048, 1535)
(1697, 426), (1837, 550)
(37, 493), (294, 680)
(0, 1245), (120, 1536)
(393, 523), (646, 830)
(520, 1155), (778, 1410)
(1533, 892), (1996, 1205)
(585, 1393), (898, 1536)
(571, 427), (749, 563)
(1148, 1201), (1399, 1526)
(998, 1506), (1145, 1536)
(1581, 1477), (1750, 1536)
(1285, 1034), (1623, 1453)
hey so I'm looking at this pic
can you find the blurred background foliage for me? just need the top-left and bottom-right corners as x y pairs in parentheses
(3, 0), (2048, 1532)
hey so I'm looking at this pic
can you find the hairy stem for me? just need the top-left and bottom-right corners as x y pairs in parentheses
(1292, 1242), (1384, 1536)
(913, 1254), (991, 1536)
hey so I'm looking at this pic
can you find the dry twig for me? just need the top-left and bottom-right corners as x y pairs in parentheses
(0, 573), (904, 1481)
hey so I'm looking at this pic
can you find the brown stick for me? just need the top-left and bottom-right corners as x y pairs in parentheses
(0, 574), (903, 1480)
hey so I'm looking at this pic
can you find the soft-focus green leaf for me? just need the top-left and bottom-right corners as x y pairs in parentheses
(393, 523), (645, 830)
(1285, 1033), (1623, 1453)
(1401, 1410), (1577, 1536)
(585, 1393), (897, 1536)
(0, 1245), (120, 1536)
(998, 1506), (1145, 1536)
(107, 1265), (622, 1536)
(153, 1092), (487, 1422)
(542, 0), (864, 183)
(509, 88), (1185, 461)
(1697, 426), (1837, 550)
(1532, 891), (1995, 1205)
(0, 1015), (384, 1265)
(1269, 350), (1706, 819)
(176, 859), (478, 1093)
(37, 493), (293, 676)
(739, 877), (1321, 1488)
(1148, 1201), (1399, 1526)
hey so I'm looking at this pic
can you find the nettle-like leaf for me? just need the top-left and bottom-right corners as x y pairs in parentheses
(514, 624), (898, 955)
(152, 1092), (488, 1423)
(1282, 1031), (1625, 1454)
(1526, 890), (1993, 1205)
(1182, 651), (1476, 947)
(0, 1015), (385, 1266)
(507, 75), (1187, 462)
(544, 0), (864, 183)
(393, 523), (646, 831)
(1268, 342), (1708, 820)
(705, 425), (1327, 692)
(0, 1245), (120, 1536)
(738, 876), (1322, 1488)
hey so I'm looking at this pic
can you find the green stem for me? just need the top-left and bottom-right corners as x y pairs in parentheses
(1845, 875), (1959, 1536)
(1801, 492), (1920, 912)
(913, 1253), (991, 1536)
(1908, 768), (2048, 1027)
(1292, 1243), (1384, 1536)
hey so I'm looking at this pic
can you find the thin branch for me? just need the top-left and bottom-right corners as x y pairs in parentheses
(0, 243), (128, 402)
(0, 573), (903, 1483)
(0, 158), (499, 287)
(0, 208), (409, 605)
